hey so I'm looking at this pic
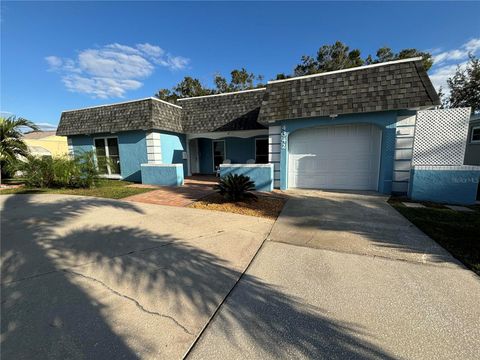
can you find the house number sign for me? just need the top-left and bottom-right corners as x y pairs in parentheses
(280, 125), (287, 150)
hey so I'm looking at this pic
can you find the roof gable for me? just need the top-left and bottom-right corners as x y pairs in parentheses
(57, 98), (182, 136)
(178, 88), (266, 133)
(258, 58), (439, 123)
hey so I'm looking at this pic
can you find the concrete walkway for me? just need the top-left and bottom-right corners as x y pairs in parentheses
(188, 190), (480, 359)
(1, 194), (273, 359)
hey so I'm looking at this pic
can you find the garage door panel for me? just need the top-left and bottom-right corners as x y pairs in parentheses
(288, 124), (381, 191)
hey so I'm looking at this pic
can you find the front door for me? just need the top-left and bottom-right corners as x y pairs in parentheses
(189, 139), (199, 174)
(212, 140), (225, 171)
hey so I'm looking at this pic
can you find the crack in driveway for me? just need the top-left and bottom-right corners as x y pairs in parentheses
(64, 270), (193, 335)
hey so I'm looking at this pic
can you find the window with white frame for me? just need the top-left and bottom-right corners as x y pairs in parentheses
(93, 137), (121, 176)
(471, 126), (480, 143)
(255, 138), (268, 164)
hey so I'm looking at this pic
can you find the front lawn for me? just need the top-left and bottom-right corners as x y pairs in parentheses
(190, 192), (286, 219)
(389, 199), (480, 275)
(0, 179), (156, 199)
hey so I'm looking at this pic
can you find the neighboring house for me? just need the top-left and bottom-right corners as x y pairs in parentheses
(464, 114), (480, 165)
(57, 57), (440, 193)
(23, 131), (68, 157)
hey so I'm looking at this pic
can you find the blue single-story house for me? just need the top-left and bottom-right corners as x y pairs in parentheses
(57, 57), (478, 202)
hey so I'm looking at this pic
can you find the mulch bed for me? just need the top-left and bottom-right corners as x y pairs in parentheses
(189, 192), (287, 219)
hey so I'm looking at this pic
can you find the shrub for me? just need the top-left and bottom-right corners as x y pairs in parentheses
(215, 174), (258, 202)
(16, 152), (100, 189)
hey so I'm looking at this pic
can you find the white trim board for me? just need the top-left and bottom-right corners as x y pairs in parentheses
(62, 97), (181, 113)
(188, 129), (268, 140)
(268, 57), (423, 84)
(177, 87), (266, 101)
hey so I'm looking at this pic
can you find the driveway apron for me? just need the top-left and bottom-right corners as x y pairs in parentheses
(187, 190), (480, 359)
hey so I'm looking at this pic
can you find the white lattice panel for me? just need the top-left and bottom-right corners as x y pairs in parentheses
(412, 108), (471, 166)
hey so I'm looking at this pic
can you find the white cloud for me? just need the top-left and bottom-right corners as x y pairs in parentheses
(45, 56), (63, 69)
(430, 62), (467, 92)
(429, 38), (480, 95)
(137, 43), (165, 58)
(432, 37), (480, 65)
(46, 43), (189, 98)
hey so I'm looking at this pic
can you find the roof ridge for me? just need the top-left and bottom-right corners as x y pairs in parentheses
(267, 57), (424, 84)
(62, 97), (181, 113)
(176, 87), (266, 101)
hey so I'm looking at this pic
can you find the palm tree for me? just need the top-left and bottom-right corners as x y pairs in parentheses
(0, 116), (39, 185)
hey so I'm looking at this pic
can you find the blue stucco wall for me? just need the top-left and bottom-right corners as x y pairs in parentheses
(160, 131), (188, 177)
(197, 136), (266, 174)
(409, 168), (480, 205)
(277, 111), (398, 193)
(70, 131), (147, 182)
(220, 164), (274, 191)
(141, 164), (184, 186)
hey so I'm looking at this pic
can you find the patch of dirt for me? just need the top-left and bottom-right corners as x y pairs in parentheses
(189, 192), (287, 219)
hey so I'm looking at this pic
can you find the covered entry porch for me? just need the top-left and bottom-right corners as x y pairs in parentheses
(186, 129), (269, 176)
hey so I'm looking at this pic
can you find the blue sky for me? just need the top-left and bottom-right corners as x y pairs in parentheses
(1, 1), (479, 128)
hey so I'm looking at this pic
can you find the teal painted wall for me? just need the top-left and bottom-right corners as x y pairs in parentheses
(70, 130), (188, 182)
(70, 131), (147, 182)
(160, 131), (188, 177)
(197, 136), (266, 174)
(141, 164), (184, 186)
(277, 111), (398, 193)
(118, 131), (148, 182)
(220, 165), (274, 191)
(409, 168), (480, 205)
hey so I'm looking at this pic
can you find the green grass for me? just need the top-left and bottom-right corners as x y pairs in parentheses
(0, 179), (156, 199)
(389, 199), (480, 274)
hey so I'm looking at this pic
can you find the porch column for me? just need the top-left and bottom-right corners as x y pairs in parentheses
(146, 131), (162, 164)
(268, 125), (281, 189)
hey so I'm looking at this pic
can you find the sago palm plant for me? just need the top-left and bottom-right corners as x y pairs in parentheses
(0, 115), (39, 183)
(215, 174), (257, 202)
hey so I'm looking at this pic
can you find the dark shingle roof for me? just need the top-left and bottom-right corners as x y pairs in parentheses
(57, 98), (182, 136)
(57, 58), (440, 136)
(258, 58), (440, 124)
(178, 89), (267, 133)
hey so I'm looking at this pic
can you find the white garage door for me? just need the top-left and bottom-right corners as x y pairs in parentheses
(288, 124), (381, 190)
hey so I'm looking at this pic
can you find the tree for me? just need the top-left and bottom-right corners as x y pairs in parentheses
(155, 68), (264, 102)
(230, 68), (263, 91)
(445, 54), (480, 114)
(294, 41), (433, 76)
(213, 68), (264, 93)
(173, 77), (213, 98)
(0, 115), (39, 183)
(155, 77), (212, 103)
(214, 74), (229, 93)
(275, 73), (290, 80)
(155, 89), (178, 103)
(366, 47), (433, 71)
(294, 41), (364, 76)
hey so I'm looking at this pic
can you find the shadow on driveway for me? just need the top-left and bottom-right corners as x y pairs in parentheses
(269, 190), (459, 266)
(1, 194), (396, 359)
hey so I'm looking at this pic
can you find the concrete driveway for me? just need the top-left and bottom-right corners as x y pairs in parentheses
(0, 194), (273, 359)
(188, 190), (480, 359)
